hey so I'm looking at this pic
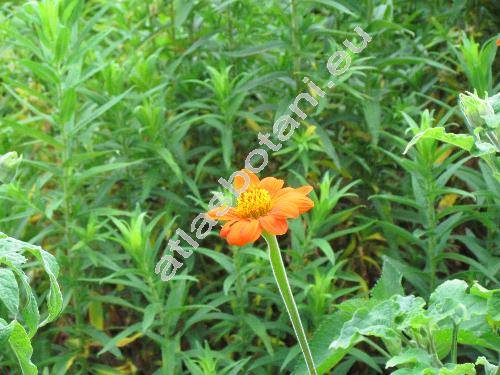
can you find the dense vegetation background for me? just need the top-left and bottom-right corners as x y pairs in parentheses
(0, 0), (498, 374)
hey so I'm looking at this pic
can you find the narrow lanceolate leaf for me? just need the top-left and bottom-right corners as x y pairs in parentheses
(75, 160), (142, 181)
(20, 60), (60, 84)
(306, 0), (357, 17)
(157, 147), (183, 181)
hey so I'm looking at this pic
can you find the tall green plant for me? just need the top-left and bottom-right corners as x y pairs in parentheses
(455, 34), (497, 98)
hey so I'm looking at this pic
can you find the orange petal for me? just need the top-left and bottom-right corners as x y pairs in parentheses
(270, 201), (300, 219)
(220, 220), (236, 238)
(295, 185), (313, 195)
(226, 219), (261, 246)
(259, 215), (288, 235)
(260, 177), (284, 196)
(289, 193), (314, 213)
(234, 169), (260, 192)
(207, 206), (238, 221)
(271, 187), (295, 201)
(272, 191), (314, 216)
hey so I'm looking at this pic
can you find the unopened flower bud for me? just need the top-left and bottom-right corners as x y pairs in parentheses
(0, 152), (22, 183)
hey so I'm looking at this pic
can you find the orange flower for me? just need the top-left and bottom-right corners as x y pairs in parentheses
(207, 169), (314, 246)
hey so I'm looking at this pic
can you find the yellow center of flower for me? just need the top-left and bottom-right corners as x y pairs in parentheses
(235, 188), (272, 218)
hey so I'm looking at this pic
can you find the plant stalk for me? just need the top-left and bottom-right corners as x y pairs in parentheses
(425, 326), (443, 367)
(290, 0), (300, 82)
(451, 322), (458, 364)
(262, 232), (317, 375)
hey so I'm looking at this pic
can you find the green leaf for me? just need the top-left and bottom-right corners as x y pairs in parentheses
(174, 0), (195, 28)
(27, 248), (63, 326)
(8, 321), (38, 375)
(97, 322), (142, 356)
(0, 268), (19, 316)
(404, 127), (475, 154)
(75, 161), (142, 181)
(427, 280), (469, 324)
(142, 303), (160, 333)
(330, 300), (398, 350)
(371, 258), (404, 300)
(1, 119), (64, 149)
(386, 348), (432, 369)
(293, 308), (352, 375)
(20, 60), (60, 84)
(377, 56), (454, 73)
(244, 315), (274, 355)
(311, 238), (335, 265)
(306, 0), (357, 17)
(439, 363), (476, 375)
(487, 291), (500, 322)
(157, 147), (183, 182)
(0, 233), (62, 331)
(315, 125), (342, 169)
(224, 41), (286, 58)
(73, 89), (131, 133)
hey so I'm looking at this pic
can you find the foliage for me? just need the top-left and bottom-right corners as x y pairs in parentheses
(0, 232), (63, 374)
(0, 0), (498, 373)
(296, 261), (499, 374)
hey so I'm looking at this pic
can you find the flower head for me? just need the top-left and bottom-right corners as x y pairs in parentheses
(207, 169), (314, 246)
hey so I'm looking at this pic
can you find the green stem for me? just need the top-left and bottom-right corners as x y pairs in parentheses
(425, 326), (443, 367)
(424, 175), (437, 291)
(262, 232), (317, 375)
(450, 322), (458, 364)
(170, 0), (176, 46)
(290, 0), (300, 82)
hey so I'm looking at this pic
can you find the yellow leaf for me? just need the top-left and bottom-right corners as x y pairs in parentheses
(245, 118), (261, 131)
(116, 332), (142, 348)
(364, 232), (386, 242)
(88, 300), (104, 330)
(29, 214), (42, 223)
(305, 125), (316, 137)
(96, 360), (138, 374)
(435, 147), (452, 165)
(65, 355), (77, 372)
(361, 256), (381, 271)
(438, 194), (459, 210)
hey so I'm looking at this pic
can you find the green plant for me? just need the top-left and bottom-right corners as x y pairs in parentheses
(297, 261), (499, 374)
(455, 34), (497, 98)
(372, 110), (493, 295)
(0, 232), (63, 374)
(404, 91), (499, 181)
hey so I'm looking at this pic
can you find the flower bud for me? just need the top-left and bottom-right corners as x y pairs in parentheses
(459, 91), (494, 130)
(0, 152), (22, 183)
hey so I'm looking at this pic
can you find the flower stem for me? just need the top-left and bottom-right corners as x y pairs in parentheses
(262, 232), (317, 375)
